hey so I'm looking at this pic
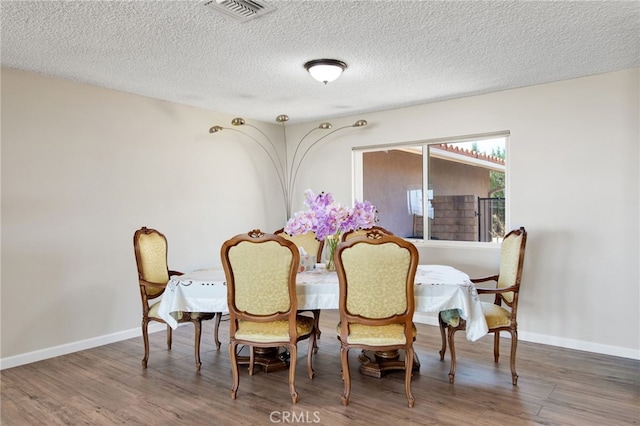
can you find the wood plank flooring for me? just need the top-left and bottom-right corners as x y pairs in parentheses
(2, 310), (639, 425)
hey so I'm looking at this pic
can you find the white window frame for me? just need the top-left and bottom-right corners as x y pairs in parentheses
(352, 131), (510, 248)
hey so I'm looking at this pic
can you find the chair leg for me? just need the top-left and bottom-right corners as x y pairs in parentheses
(229, 343), (239, 400)
(404, 347), (415, 408)
(509, 329), (519, 385)
(298, 310), (321, 352)
(288, 345), (299, 404)
(248, 346), (255, 376)
(213, 312), (222, 350)
(141, 319), (150, 368)
(312, 309), (321, 340)
(447, 328), (458, 383)
(340, 346), (351, 406)
(438, 315), (447, 360)
(304, 310), (320, 353)
(167, 324), (172, 350)
(307, 333), (316, 379)
(494, 331), (501, 363)
(193, 319), (203, 371)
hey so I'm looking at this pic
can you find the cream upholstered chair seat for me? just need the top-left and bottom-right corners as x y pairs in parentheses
(440, 303), (512, 330)
(480, 303), (512, 328)
(134, 226), (222, 371)
(221, 230), (316, 404)
(438, 227), (527, 385)
(335, 229), (419, 408)
(146, 300), (163, 319)
(336, 322), (417, 345)
(147, 302), (211, 322)
(237, 317), (315, 342)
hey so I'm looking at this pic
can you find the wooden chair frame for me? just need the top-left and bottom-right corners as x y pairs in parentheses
(438, 226), (527, 385)
(335, 229), (419, 407)
(133, 226), (222, 371)
(273, 228), (325, 261)
(221, 229), (316, 404)
(341, 225), (394, 241)
(274, 228), (324, 348)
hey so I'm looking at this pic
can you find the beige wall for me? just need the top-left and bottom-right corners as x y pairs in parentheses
(288, 68), (639, 359)
(2, 67), (639, 367)
(1, 68), (287, 365)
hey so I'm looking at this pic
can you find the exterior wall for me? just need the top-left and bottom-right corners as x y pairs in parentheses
(362, 150), (491, 240)
(363, 149), (421, 237)
(431, 195), (477, 241)
(429, 156), (490, 241)
(429, 157), (490, 197)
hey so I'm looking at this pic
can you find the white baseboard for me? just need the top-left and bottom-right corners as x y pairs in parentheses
(515, 330), (640, 360)
(412, 313), (640, 360)
(0, 323), (166, 370)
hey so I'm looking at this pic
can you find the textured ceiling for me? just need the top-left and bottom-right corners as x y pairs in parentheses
(2, 1), (639, 124)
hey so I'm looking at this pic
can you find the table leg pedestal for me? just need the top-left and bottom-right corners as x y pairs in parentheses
(236, 347), (289, 373)
(357, 349), (420, 378)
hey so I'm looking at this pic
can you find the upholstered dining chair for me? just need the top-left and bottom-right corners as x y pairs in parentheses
(133, 226), (222, 370)
(438, 226), (527, 385)
(274, 228), (324, 261)
(341, 225), (394, 241)
(221, 229), (316, 404)
(335, 229), (419, 407)
(274, 228), (324, 345)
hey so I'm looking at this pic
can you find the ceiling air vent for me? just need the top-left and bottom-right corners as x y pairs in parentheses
(202, 0), (276, 22)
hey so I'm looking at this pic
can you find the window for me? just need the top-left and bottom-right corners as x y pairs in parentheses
(353, 132), (508, 243)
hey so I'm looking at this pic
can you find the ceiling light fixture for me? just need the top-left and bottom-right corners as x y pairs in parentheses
(209, 115), (368, 219)
(304, 59), (347, 85)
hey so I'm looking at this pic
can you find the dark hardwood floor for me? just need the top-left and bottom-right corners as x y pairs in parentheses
(2, 310), (639, 425)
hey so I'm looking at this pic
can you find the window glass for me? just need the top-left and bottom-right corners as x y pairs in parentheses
(357, 134), (507, 242)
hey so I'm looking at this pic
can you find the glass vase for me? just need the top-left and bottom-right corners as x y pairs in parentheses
(325, 234), (339, 271)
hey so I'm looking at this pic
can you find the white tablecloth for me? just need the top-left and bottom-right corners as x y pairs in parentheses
(157, 264), (488, 341)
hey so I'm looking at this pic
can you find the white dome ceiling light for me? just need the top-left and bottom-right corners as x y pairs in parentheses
(304, 59), (347, 85)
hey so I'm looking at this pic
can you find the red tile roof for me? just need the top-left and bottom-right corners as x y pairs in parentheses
(433, 144), (505, 166)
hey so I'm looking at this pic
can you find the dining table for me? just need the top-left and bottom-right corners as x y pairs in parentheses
(158, 264), (488, 376)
